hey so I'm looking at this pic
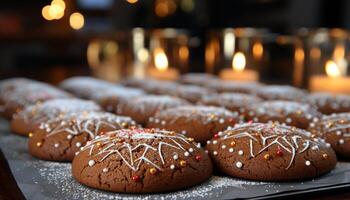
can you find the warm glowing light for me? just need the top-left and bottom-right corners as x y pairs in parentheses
(42, 5), (54, 20)
(48, 4), (64, 19)
(223, 29), (235, 59)
(325, 60), (341, 78)
(232, 52), (246, 72)
(253, 42), (263, 59)
(137, 48), (149, 63)
(69, 12), (85, 30)
(333, 44), (345, 60)
(155, 0), (177, 17)
(51, 0), (66, 10)
(154, 48), (168, 71)
(310, 47), (321, 59)
(126, 0), (138, 4)
(294, 47), (304, 62)
(179, 46), (189, 61)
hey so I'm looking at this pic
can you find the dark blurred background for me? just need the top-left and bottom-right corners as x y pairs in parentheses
(0, 0), (349, 84)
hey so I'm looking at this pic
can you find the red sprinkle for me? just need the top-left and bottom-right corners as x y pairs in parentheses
(213, 134), (219, 139)
(248, 120), (253, 124)
(132, 175), (140, 182)
(276, 149), (283, 156)
(195, 155), (202, 161)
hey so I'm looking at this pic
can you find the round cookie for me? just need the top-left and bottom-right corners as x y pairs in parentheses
(200, 92), (262, 117)
(306, 92), (350, 114)
(204, 80), (261, 94)
(72, 128), (213, 193)
(91, 87), (145, 113)
(10, 99), (102, 136)
(0, 80), (71, 119)
(206, 123), (337, 181)
(147, 105), (240, 143)
(256, 85), (306, 101)
(28, 112), (137, 161)
(120, 77), (157, 88)
(245, 101), (321, 129)
(141, 80), (179, 95)
(179, 73), (218, 86)
(309, 113), (350, 159)
(118, 95), (190, 125)
(173, 85), (214, 103)
(59, 76), (115, 99)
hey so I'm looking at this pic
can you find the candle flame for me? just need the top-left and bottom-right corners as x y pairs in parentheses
(232, 52), (246, 72)
(325, 60), (341, 78)
(253, 42), (263, 59)
(154, 48), (168, 71)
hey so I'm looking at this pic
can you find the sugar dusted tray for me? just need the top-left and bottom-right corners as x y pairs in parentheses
(0, 119), (350, 200)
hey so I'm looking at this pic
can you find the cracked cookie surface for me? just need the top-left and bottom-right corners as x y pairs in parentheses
(206, 123), (337, 181)
(28, 111), (137, 161)
(72, 128), (213, 193)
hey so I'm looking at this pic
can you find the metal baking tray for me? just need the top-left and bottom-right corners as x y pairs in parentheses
(0, 119), (349, 200)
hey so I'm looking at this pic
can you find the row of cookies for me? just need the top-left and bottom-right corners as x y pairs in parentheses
(0, 76), (343, 194)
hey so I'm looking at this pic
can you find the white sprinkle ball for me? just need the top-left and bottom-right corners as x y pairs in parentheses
(88, 160), (95, 167)
(236, 161), (243, 168)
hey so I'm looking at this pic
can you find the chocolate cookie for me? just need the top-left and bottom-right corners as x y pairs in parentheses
(245, 101), (321, 129)
(147, 105), (240, 143)
(179, 73), (218, 86)
(306, 92), (350, 114)
(118, 95), (190, 125)
(256, 85), (306, 101)
(206, 123), (337, 181)
(204, 80), (261, 94)
(10, 99), (102, 136)
(91, 87), (145, 113)
(309, 113), (350, 159)
(173, 85), (214, 103)
(59, 76), (115, 99)
(72, 128), (213, 193)
(28, 112), (137, 161)
(0, 79), (71, 119)
(141, 80), (179, 95)
(200, 92), (262, 117)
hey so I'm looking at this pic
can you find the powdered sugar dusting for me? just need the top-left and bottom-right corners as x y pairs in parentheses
(32, 161), (264, 200)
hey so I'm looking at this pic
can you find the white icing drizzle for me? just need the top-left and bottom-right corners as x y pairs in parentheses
(79, 129), (200, 171)
(213, 123), (329, 170)
(257, 85), (306, 101)
(40, 112), (136, 140)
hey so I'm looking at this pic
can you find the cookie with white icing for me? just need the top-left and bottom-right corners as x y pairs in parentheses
(91, 87), (145, 113)
(72, 128), (213, 193)
(206, 123), (337, 181)
(309, 113), (350, 158)
(256, 85), (306, 101)
(141, 80), (179, 95)
(118, 95), (190, 125)
(245, 101), (322, 129)
(204, 80), (261, 94)
(10, 99), (102, 136)
(306, 92), (350, 114)
(200, 93), (262, 118)
(179, 73), (218, 86)
(28, 111), (137, 161)
(0, 79), (71, 119)
(173, 85), (214, 103)
(59, 76), (115, 99)
(147, 105), (240, 143)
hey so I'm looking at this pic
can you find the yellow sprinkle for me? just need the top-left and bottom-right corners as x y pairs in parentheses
(36, 142), (42, 147)
(149, 167), (157, 174)
(187, 138), (194, 142)
(179, 160), (187, 167)
(230, 141), (236, 147)
(28, 132), (34, 138)
(264, 154), (271, 160)
(322, 153), (328, 159)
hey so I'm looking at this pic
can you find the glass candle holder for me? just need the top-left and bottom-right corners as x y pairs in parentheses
(146, 28), (189, 81)
(300, 28), (350, 94)
(205, 28), (268, 82)
(87, 32), (133, 82)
